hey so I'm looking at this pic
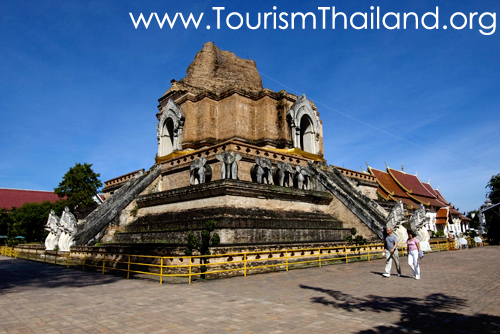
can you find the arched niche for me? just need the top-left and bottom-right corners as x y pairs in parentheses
(287, 94), (320, 154)
(157, 99), (185, 157)
(300, 115), (315, 152)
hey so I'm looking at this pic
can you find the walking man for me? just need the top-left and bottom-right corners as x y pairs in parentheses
(383, 227), (401, 277)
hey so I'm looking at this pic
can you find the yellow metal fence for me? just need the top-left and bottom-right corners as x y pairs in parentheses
(0, 239), (480, 284)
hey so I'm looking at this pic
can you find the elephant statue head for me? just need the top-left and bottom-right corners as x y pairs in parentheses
(273, 162), (294, 187)
(251, 157), (273, 184)
(216, 151), (242, 180)
(294, 166), (311, 190)
(190, 158), (212, 185)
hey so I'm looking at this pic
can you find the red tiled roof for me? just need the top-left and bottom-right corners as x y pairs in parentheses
(368, 167), (408, 198)
(368, 165), (460, 214)
(410, 194), (450, 208)
(459, 215), (471, 221)
(433, 189), (450, 206)
(0, 188), (61, 210)
(422, 183), (449, 206)
(388, 168), (438, 198)
(397, 197), (420, 209)
(436, 207), (449, 224)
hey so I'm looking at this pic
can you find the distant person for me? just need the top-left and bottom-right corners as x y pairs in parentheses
(407, 231), (423, 280)
(383, 227), (401, 277)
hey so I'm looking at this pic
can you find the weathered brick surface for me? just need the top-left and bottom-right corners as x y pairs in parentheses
(1, 247), (499, 333)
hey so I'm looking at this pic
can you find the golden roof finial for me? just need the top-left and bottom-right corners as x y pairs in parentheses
(401, 162), (404, 172)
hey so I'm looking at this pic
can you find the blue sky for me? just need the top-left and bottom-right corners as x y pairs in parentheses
(0, 0), (498, 212)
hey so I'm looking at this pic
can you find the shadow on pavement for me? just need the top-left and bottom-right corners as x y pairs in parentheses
(300, 284), (500, 333)
(0, 257), (119, 291)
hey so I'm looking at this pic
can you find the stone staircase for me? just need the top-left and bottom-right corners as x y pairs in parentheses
(308, 162), (387, 239)
(74, 165), (161, 246)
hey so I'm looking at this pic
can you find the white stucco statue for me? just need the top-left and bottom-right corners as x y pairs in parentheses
(418, 227), (432, 252)
(386, 200), (408, 243)
(410, 204), (432, 252)
(393, 225), (408, 244)
(44, 210), (61, 250)
(57, 207), (78, 252)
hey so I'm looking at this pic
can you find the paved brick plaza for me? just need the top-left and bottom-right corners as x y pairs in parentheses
(1, 247), (499, 334)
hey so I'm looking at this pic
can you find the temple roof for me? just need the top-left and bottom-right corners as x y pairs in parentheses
(434, 189), (450, 206)
(368, 167), (419, 209)
(387, 168), (437, 198)
(0, 188), (61, 210)
(422, 183), (449, 206)
(367, 165), (465, 222)
(369, 167), (408, 198)
(436, 207), (449, 224)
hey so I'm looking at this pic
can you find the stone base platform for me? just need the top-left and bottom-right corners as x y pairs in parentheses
(111, 179), (351, 246)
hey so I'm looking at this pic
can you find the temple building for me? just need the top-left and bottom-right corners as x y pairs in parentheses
(76, 42), (390, 249)
(367, 165), (470, 236)
(0, 188), (62, 211)
(74, 42), (466, 250)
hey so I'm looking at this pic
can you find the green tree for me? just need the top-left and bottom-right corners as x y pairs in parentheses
(0, 199), (70, 244)
(185, 220), (220, 279)
(54, 163), (102, 218)
(9, 201), (52, 243)
(486, 173), (500, 204)
(0, 208), (15, 238)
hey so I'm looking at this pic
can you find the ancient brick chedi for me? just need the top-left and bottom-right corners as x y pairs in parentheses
(77, 42), (390, 248)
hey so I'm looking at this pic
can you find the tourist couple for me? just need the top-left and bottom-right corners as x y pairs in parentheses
(382, 227), (423, 279)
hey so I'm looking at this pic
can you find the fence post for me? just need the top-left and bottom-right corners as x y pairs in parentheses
(102, 254), (105, 274)
(54, 252), (57, 264)
(160, 257), (163, 284)
(127, 255), (131, 279)
(44, 251), (47, 263)
(244, 253), (247, 277)
(345, 246), (348, 263)
(286, 250), (289, 271)
(368, 246), (371, 261)
(27, 248), (30, 261)
(83, 253), (86, 270)
(188, 257), (192, 284)
(438, 241), (441, 252)
(318, 248), (321, 267)
(35, 249), (38, 261)
(67, 252), (70, 268)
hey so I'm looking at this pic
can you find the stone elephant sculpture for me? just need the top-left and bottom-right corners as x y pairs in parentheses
(216, 151), (242, 180)
(190, 158), (212, 185)
(273, 162), (294, 187)
(251, 157), (272, 184)
(294, 166), (311, 190)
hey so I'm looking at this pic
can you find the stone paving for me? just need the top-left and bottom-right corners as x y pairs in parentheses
(1, 246), (499, 334)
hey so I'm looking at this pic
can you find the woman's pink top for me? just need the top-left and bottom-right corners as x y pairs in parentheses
(407, 238), (420, 251)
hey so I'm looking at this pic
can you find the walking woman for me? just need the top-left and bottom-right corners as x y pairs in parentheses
(407, 231), (422, 279)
